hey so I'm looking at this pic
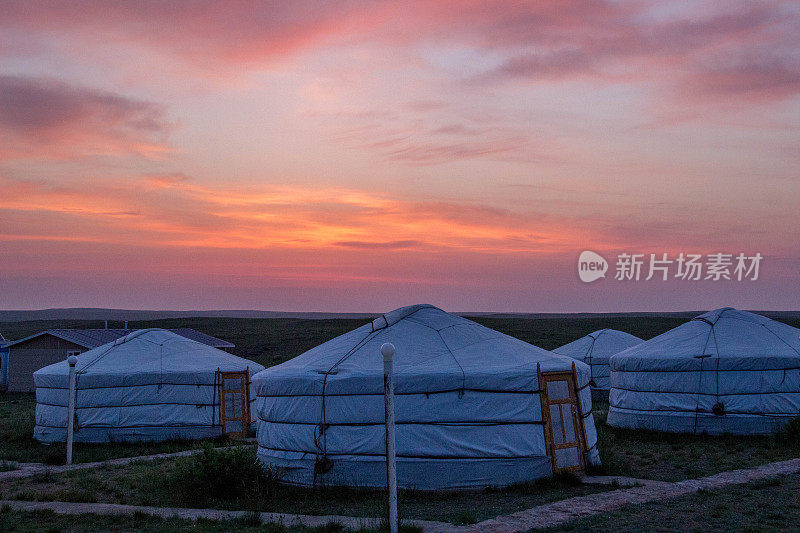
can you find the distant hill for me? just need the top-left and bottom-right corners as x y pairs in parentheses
(0, 307), (797, 323)
(0, 308), (377, 323)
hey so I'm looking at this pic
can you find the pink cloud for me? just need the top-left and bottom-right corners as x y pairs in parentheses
(314, 107), (547, 166)
(683, 54), (800, 103)
(0, 76), (172, 160)
(2, 2), (796, 115)
(472, 49), (594, 83)
(0, 1), (391, 66)
(470, 2), (797, 100)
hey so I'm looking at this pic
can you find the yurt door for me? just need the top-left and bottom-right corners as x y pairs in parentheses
(218, 370), (250, 438)
(540, 371), (586, 472)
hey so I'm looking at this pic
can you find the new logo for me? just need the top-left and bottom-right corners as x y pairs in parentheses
(578, 250), (608, 283)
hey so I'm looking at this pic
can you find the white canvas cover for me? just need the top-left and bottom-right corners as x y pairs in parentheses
(554, 329), (643, 399)
(608, 308), (800, 435)
(253, 304), (600, 490)
(33, 329), (264, 443)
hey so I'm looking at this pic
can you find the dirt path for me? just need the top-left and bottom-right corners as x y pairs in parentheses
(461, 457), (800, 532)
(2, 457), (799, 532)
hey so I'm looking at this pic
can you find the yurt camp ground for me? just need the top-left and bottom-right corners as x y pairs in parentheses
(1, 312), (800, 531)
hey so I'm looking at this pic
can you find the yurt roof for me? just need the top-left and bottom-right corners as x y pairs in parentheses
(34, 328), (261, 378)
(554, 329), (643, 360)
(612, 308), (800, 361)
(254, 304), (584, 395)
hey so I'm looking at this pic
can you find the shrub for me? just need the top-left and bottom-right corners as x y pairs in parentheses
(164, 443), (281, 508)
(453, 510), (477, 525)
(553, 470), (583, 486)
(42, 444), (66, 466)
(776, 415), (800, 444)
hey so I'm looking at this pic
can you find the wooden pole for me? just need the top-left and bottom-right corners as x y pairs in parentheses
(66, 355), (78, 465)
(381, 342), (398, 533)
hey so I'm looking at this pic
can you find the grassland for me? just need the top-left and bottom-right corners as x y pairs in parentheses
(545, 473), (800, 532)
(0, 451), (609, 524)
(0, 506), (422, 533)
(5, 470), (800, 533)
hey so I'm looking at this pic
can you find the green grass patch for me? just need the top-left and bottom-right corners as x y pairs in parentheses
(165, 443), (282, 508)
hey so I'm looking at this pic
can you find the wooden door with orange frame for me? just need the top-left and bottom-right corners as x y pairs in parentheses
(218, 370), (250, 439)
(539, 368), (587, 472)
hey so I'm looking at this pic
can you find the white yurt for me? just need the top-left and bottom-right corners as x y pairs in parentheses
(608, 308), (800, 435)
(34, 329), (264, 443)
(554, 329), (643, 400)
(253, 304), (600, 490)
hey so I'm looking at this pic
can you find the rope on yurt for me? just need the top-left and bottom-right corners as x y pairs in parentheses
(760, 323), (800, 356)
(585, 330), (604, 384)
(312, 307), (434, 486)
(212, 368), (219, 428)
(79, 340), (122, 373)
(403, 313), (479, 395)
(68, 332), (160, 430)
(759, 322), (800, 386)
(312, 324), (381, 487)
(693, 320), (717, 433)
(158, 343), (164, 390)
(709, 326), (725, 417)
(433, 326), (466, 396)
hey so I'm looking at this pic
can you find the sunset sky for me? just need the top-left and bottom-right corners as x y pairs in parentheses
(1, 1), (798, 312)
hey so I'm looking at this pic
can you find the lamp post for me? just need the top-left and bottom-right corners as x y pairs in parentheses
(66, 354), (78, 465)
(381, 342), (398, 533)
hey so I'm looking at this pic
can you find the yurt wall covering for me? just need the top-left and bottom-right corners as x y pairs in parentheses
(554, 329), (643, 400)
(608, 308), (800, 435)
(253, 304), (600, 490)
(34, 329), (264, 443)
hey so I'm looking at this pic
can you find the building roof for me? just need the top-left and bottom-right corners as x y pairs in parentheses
(6, 328), (234, 349)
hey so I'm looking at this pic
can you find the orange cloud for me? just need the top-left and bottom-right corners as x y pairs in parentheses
(4, 171), (790, 262)
(0, 174), (615, 256)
